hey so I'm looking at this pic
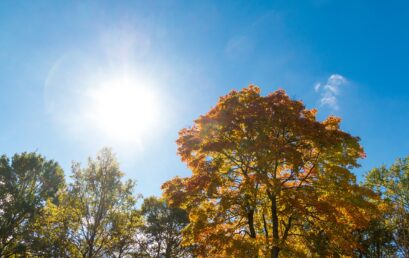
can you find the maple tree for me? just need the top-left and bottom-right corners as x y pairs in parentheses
(162, 86), (379, 257)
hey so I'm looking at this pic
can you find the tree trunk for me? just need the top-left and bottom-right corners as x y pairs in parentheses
(156, 241), (161, 258)
(271, 246), (280, 258)
(271, 194), (280, 258)
(87, 239), (94, 258)
(165, 244), (172, 258)
(248, 209), (256, 238)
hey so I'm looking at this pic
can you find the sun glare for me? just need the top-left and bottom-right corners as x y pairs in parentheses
(87, 77), (159, 143)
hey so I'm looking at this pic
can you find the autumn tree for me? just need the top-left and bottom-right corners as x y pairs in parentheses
(162, 86), (378, 257)
(139, 196), (191, 258)
(0, 152), (65, 256)
(365, 156), (409, 257)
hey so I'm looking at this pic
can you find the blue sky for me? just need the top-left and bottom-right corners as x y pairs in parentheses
(1, 1), (408, 197)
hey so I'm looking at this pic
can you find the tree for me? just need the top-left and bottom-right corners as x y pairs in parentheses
(67, 148), (141, 258)
(365, 156), (409, 257)
(107, 200), (142, 257)
(162, 86), (378, 257)
(353, 218), (396, 258)
(139, 196), (191, 258)
(0, 152), (65, 257)
(28, 193), (81, 257)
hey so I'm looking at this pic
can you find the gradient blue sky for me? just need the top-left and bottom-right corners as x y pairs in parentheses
(1, 1), (408, 197)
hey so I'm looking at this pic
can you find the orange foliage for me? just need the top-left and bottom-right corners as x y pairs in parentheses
(162, 86), (378, 257)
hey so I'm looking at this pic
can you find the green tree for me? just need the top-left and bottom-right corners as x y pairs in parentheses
(67, 148), (141, 258)
(28, 193), (81, 257)
(140, 196), (191, 258)
(365, 156), (409, 257)
(0, 152), (65, 257)
(353, 218), (396, 258)
(107, 200), (143, 257)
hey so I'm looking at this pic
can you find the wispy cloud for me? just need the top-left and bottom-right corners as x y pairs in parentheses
(314, 74), (347, 110)
(225, 36), (254, 60)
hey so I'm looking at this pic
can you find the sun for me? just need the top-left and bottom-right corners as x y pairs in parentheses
(86, 76), (159, 143)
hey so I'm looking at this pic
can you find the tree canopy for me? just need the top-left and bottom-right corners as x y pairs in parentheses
(365, 156), (409, 256)
(0, 86), (408, 257)
(0, 152), (64, 256)
(139, 196), (191, 258)
(162, 86), (379, 257)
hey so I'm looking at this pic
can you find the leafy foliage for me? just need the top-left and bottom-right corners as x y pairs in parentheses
(29, 194), (81, 257)
(67, 148), (141, 258)
(1, 86), (408, 257)
(0, 148), (191, 258)
(353, 218), (396, 257)
(162, 86), (379, 257)
(29, 148), (143, 258)
(139, 196), (191, 258)
(365, 156), (409, 256)
(0, 152), (64, 257)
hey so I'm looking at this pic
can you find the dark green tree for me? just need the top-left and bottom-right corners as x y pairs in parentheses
(365, 156), (409, 257)
(0, 152), (65, 256)
(140, 196), (191, 258)
(353, 218), (396, 258)
(106, 199), (143, 257)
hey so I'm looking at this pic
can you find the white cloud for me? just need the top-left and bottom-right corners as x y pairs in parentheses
(314, 83), (321, 92)
(314, 74), (347, 110)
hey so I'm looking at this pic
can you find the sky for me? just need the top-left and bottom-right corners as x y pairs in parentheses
(1, 1), (409, 197)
